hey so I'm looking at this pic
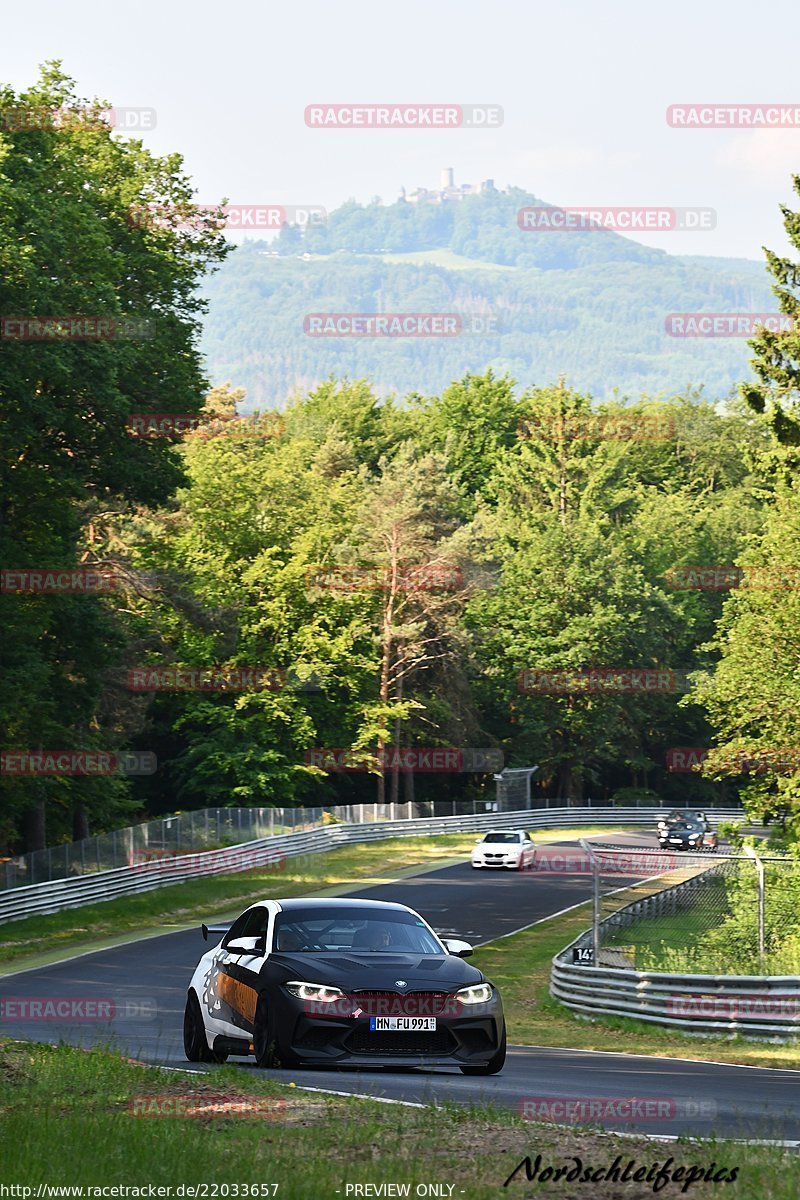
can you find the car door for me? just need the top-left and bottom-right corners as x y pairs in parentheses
(203, 906), (271, 1040)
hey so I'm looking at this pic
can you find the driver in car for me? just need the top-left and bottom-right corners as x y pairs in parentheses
(368, 927), (393, 951)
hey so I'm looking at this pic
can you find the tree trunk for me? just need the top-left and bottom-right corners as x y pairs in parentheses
(26, 797), (46, 852)
(404, 768), (415, 810)
(72, 802), (90, 842)
(389, 713), (401, 806)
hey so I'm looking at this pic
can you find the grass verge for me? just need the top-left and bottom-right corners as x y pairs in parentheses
(0, 827), (616, 971)
(472, 902), (800, 1070)
(1, 1039), (797, 1199)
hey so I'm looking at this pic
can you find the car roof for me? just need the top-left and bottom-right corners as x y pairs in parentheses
(244, 897), (415, 914)
(484, 829), (525, 835)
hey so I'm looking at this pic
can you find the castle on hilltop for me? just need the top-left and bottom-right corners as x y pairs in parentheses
(400, 168), (498, 205)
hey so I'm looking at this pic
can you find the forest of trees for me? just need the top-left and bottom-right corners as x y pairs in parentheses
(200, 194), (774, 406)
(3, 67), (800, 854)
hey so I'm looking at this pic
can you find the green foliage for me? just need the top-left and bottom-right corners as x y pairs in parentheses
(0, 64), (228, 849)
(200, 192), (775, 407)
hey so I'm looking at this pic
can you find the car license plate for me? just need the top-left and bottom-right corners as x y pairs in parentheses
(369, 1017), (436, 1031)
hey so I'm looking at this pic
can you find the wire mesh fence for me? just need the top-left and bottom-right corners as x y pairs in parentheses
(583, 844), (800, 976)
(0, 793), (743, 893)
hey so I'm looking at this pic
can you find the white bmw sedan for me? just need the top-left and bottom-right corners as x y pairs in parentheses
(471, 830), (536, 871)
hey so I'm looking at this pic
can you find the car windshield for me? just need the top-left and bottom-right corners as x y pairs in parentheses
(482, 832), (521, 843)
(671, 822), (700, 832)
(272, 907), (443, 954)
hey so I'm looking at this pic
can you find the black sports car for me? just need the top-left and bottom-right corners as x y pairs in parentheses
(658, 818), (718, 851)
(184, 897), (506, 1074)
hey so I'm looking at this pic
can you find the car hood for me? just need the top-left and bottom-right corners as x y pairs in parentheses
(476, 842), (521, 850)
(267, 951), (485, 990)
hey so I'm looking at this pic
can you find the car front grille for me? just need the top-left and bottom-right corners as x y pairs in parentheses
(350, 991), (456, 1016)
(346, 1026), (457, 1056)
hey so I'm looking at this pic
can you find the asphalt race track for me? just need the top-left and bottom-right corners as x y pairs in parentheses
(2, 831), (799, 1142)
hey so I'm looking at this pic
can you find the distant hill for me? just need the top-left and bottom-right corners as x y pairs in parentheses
(199, 187), (775, 407)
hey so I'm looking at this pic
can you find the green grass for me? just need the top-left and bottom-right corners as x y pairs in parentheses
(606, 907), (729, 971)
(0, 827), (617, 970)
(1, 1039), (797, 1198)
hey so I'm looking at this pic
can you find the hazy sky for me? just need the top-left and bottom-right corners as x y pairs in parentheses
(5, 0), (800, 260)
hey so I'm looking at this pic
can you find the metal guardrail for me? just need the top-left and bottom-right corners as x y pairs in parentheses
(0, 805), (745, 925)
(3, 794), (743, 891)
(551, 851), (800, 1040)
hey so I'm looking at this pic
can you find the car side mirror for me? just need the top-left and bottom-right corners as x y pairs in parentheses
(202, 923), (230, 942)
(225, 936), (264, 955)
(441, 938), (473, 958)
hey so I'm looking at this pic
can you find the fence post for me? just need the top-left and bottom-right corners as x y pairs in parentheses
(744, 845), (765, 970)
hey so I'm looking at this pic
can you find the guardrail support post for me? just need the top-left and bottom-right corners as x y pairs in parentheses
(579, 837), (600, 964)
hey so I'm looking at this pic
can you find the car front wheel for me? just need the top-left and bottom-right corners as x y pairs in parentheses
(253, 993), (299, 1069)
(184, 992), (227, 1064)
(459, 1027), (506, 1076)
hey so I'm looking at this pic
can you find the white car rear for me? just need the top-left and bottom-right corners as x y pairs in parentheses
(471, 830), (536, 871)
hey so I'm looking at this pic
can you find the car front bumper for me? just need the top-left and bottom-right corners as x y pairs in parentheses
(269, 990), (505, 1067)
(472, 856), (521, 868)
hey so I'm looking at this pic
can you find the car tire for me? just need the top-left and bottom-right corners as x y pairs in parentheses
(184, 991), (227, 1064)
(253, 993), (299, 1069)
(459, 1027), (506, 1076)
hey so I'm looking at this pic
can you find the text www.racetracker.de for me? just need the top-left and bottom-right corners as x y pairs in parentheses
(1, 1187), (280, 1197)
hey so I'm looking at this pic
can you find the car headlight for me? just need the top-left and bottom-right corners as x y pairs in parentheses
(285, 981), (345, 1003)
(455, 983), (493, 1004)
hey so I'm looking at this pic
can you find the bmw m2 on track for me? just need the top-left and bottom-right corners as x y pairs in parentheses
(184, 897), (506, 1074)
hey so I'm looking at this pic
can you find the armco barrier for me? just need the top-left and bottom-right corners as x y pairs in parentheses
(0, 806), (744, 925)
(550, 853), (800, 1040)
